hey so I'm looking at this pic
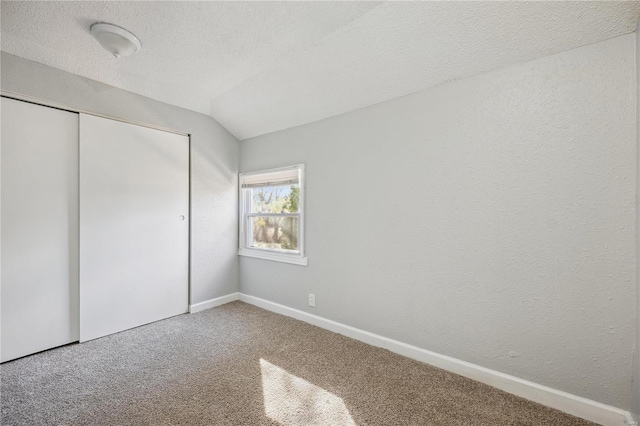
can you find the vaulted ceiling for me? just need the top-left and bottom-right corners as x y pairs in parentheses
(2, 1), (639, 140)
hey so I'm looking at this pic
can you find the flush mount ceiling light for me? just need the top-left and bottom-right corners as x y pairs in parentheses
(90, 22), (141, 59)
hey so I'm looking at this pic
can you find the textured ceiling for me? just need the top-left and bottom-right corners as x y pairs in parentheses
(2, 1), (639, 140)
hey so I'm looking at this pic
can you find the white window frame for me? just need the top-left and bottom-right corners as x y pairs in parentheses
(238, 164), (307, 266)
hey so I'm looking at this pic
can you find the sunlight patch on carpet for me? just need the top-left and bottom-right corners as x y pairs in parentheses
(260, 358), (356, 425)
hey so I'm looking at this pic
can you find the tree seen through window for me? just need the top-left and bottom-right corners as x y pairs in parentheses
(251, 185), (300, 250)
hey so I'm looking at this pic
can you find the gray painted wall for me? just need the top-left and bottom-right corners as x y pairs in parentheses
(240, 34), (637, 409)
(632, 21), (640, 422)
(1, 52), (240, 304)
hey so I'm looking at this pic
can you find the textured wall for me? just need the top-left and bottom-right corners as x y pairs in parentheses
(1, 52), (240, 304)
(240, 34), (636, 409)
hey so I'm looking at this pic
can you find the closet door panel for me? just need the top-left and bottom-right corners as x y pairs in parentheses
(1, 97), (79, 362)
(79, 114), (189, 342)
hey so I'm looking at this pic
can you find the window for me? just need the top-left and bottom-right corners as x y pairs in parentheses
(239, 164), (307, 266)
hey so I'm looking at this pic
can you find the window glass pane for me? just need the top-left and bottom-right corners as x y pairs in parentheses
(251, 216), (299, 251)
(251, 185), (300, 213)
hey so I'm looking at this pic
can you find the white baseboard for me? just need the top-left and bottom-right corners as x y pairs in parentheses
(189, 292), (240, 313)
(239, 293), (632, 426)
(625, 412), (639, 426)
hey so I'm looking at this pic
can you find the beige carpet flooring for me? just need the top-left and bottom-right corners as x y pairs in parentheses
(1, 301), (595, 425)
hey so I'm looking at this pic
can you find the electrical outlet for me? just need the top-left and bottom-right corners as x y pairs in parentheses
(308, 293), (316, 307)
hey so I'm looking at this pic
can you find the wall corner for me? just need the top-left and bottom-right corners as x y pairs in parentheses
(632, 18), (640, 423)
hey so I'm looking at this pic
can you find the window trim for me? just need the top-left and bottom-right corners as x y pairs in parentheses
(238, 164), (307, 266)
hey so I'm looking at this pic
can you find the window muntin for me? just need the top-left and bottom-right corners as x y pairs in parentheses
(239, 165), (306, 265)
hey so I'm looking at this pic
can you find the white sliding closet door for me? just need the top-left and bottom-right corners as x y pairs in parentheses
(1, 97), (79, 362)
(79, 114), (189, 342)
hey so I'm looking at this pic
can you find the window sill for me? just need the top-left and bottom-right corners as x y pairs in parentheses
(238, 248), (308, 266)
